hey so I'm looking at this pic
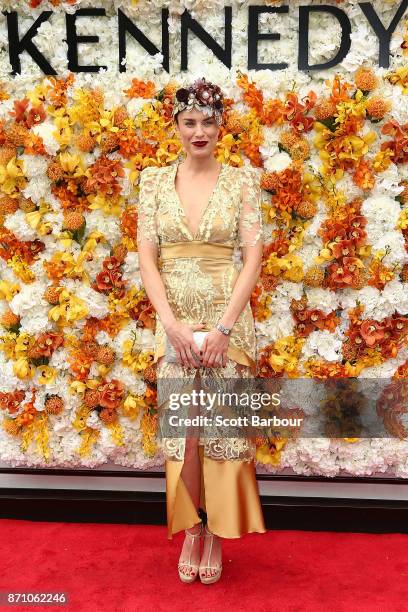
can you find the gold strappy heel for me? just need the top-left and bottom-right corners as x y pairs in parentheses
(178, 523), (203, 583)
(199, 523), (222, 584)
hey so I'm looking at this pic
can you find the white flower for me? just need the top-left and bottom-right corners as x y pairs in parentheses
(75, 285), (109, 319)
(301, 330), (343, 362)
(32, 120), (60, 156)
(264, 151), (292, 173)
(305, 288), (340, 314)
(3, 210), (38, 241)
(10, 281), (47, 317)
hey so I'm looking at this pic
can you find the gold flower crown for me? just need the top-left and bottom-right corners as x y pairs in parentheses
(172, 77), (224, 126)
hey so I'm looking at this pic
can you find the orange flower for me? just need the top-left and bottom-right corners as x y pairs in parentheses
(68, 350), (92, 381)
(360, 320), (385, 347)
(236, 72), (284, 126)
(123, 78), (156, 99)
(1, 309), (20, 330)
(368, 259), (394, 290)
(98, 379), (125, 410)
(0, 227), (45, 264)
(354, 66), (378, 92)
(315, 98), (337, 120)
(328, 74), (353, 105)
(366, 97), (391, 120)
(331, 238), (356, 259)
(270, 162), (303, 215)
(85, 156), (125, 196)
(47, 74), (75, 108)
(94, 268), (126, 295)
(36, 332), (64, 358)
(353, 159), (375, 190)
(0, 390), (25, 414)
(25, 105), (46, 128)
(381, 120), (408, 165)
(327, 257), (364, 288)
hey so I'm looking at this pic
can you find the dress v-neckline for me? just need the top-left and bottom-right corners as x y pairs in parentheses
(172, 158), (224, 240)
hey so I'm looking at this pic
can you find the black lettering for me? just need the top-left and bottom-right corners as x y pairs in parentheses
(3, 11), (56, 75)
(118, 8), (169, 73)
(180, 8), (232, 70)
(359, 0), (408, 68)
(66, 9), (107, 73)
(298, 5), (351, 70)
(248, 5), (289, 71)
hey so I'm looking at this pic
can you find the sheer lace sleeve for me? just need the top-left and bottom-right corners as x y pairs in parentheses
(137, 166), (159, 247)
(238, 166), (263, 247)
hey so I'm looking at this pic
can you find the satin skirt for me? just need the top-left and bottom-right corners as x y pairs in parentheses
(165, 439), (266, 540)
(157, 354), (267, 539)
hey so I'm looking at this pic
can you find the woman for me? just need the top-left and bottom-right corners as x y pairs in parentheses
(137, 77), (266, 585)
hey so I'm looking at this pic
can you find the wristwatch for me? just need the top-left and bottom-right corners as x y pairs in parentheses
(216, 322), (231, 336)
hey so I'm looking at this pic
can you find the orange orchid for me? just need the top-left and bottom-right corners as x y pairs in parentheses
(98, 379), (125, 410)
(360, 320), (385, 347)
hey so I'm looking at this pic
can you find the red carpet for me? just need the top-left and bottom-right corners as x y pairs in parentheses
(1, 519), (408, 612)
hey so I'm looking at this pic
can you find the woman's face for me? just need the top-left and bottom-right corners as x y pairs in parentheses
(175, 108), (220, 159)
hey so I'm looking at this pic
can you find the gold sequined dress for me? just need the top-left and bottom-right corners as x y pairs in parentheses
(137, 158), (266, 539)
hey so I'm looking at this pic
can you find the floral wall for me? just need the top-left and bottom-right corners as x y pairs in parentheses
(0, 0), (408, 476)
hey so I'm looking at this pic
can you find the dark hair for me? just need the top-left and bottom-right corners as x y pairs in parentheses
(172, 77), (224, 126)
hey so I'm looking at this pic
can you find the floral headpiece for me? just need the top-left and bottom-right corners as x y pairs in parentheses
(172, 77), (224, 126)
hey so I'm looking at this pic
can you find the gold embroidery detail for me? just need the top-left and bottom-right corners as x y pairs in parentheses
(137, 161), (264, 462)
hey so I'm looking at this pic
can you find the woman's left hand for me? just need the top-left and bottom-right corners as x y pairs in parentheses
(200, 329), (230, 368)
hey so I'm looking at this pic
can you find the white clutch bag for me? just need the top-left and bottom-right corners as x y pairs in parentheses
(164, 331), (209, 364)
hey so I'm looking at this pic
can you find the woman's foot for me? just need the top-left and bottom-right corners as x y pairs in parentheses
(199, 523), (222, 584)
(178, 522), (202, 583)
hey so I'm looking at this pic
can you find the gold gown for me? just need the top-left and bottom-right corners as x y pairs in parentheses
(137, 157), (267, 539)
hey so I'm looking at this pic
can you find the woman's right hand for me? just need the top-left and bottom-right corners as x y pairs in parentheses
(165, 321), (207, 368)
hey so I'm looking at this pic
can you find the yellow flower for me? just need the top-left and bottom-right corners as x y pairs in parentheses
(0, 281), (20, 301)
(86, 109), (119, 143)
(282, 254), (304, 282)
(107, 422), (125, 446)
(315, 245), (334, 264)
(53, 113), (73, 147)
(26, 82), (48, 106)
(255, 441), (286, 465)
(385, 66), (408, 94)
(155, 139), (183, 165)
(82, 231), (106, 253)
(372, 148), (394, 172)
(269, 336), (303, 376)
(70, 379), (100, 394)
(122, 341), (154, 375)
(37, 365), (57, 385)
(7, 255), (36, 283)
(25, 201), (52, 235)
(135, 102), (170, 142)
(123, 394), (144, 419)
(48, 251), (90, 281)
(0, 157), (26, 195)
(13, 357), (35, 380)
(58, 152), (84, 176)
(335, 95), (366, 123)
(216, 133), (243, 165)
(48, 289), (88, 323)
(397, 209), (408, 230)
(0, 332), (18, 360)
(88, 193), (123, 216)
(15, 332), (33, 358)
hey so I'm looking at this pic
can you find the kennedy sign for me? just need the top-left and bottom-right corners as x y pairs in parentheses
(2, 2), (408, 75)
